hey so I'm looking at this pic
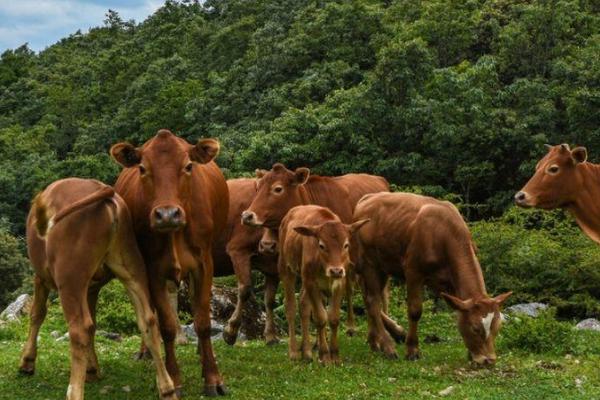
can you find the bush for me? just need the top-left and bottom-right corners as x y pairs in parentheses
(0, 228), (31, 310)
(471, 207), (600, 318)
(95, 280), (138, 335)
(499, 309), (574, 354)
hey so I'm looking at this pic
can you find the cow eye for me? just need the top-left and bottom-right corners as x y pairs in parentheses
(184, 162), (193, 173)
(547, 165), (559, 174)
(344, 242), (350, 250)
(139, 165), (146, 175)
(319, 242), (326, 251)
(273, 186), (284, 194)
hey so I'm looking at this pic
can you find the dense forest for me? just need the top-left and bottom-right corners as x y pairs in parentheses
(1, 0), (599, 312)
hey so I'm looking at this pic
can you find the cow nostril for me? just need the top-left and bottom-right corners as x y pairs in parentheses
(154, 208), (165, 221)
(171, 208), (181, 220)
(515, 191), (526, 202)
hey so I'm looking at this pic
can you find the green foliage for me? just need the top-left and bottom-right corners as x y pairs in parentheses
(95, 281), (138, 335)
(0, 228), (31, 309)
(472, 207), (600, 317)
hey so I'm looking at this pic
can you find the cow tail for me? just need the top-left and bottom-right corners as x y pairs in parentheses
(53, 186), (115, 225)
(33, 193), (50, 237)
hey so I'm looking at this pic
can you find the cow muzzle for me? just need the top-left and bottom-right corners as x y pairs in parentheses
(259, 239), (278, 255)
(327, 266), (345, 279)
(151, 206), (186, 231)
(241, 210), (262, 227)
(514, 191), (531, 207)
(470, 353), (496, 366)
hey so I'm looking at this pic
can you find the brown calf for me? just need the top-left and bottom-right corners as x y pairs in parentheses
(278, 205), (369, 364)
(111, 129), (229, 397)
(515, 144), (600, 242)
(242, 163), (390, 335)
(22, 178), (176, 400)
(213, 178), (279, 345)
(354, 192), (511, 364)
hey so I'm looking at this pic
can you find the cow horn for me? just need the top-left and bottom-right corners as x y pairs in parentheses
(544, 144), (552, 150)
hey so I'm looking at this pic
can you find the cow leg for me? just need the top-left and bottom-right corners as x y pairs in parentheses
(307, 285), (330, 365)
(19, 276), (49, 375)
(299, 287), (313, 361)
(405, 278), (424, 361)
(85, 286), (101, 382)
(223, 250), (252, 346)
(382, 277), (390, 315)
(328, 282), (344, 365)
(344, 268), (356, 336)
(57, 282), (93, 400)
(281, 271), (299, 361)
(150, 277), (182, 395)
(194, 249), (227, 397)
(359, 265), (397, 359)
(263, 273), (280, 345)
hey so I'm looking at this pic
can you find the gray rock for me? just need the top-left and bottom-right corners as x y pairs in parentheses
(56, 332), (69, 342)
(0, 294), (32, 321)
(505, 303), (548, 318)
(50, 330), (62, 339)
(96, 330), (123, 342)
(575, 318), (600, 332)
(181, 324), (197, 342)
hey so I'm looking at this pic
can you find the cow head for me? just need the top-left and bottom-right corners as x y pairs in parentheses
(111, 129), (220, 232)
(293, 219), (369, 279)
(442, 292), (512, 365)
(515, 144), (588, 209)
(241, 163), (310, 229)
(258, 228), (279, 255)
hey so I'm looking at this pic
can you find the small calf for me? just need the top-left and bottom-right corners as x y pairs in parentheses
(278, 205), (369, 364)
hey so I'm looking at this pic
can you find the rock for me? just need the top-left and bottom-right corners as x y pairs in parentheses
(575, 318), (600, 332)
(122, 385), (131, 393)
(181, 324), (197, 342)
(56, 332), (70, 342)
(505, 303), (548, 318)
(99, 386), (112, 394)
(0, 294), (32, 321)
(210, 286), (267, 340)
(96, 331), (123, 342)
(50, 330), (62, 339)
(438, 386), (454, 396)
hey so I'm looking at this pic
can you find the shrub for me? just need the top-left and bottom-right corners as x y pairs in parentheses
(0, 228), (31, 310)
(95, 281), (138, 335)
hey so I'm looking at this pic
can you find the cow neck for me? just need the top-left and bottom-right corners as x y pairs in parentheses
(298, 183), (313, 205)
(449, 245), (488, 302)
(568, 162), (600, 244)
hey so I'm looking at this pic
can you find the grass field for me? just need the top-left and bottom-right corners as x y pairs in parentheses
(1, 298), (599, 400)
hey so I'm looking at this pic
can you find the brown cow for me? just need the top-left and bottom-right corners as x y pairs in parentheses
(241, 163), (390, 335)
(213, 178), (279, 345)
(278, 205), (369, 364)
(354, 192), (512, 364)
(515, 144), (600, 242)
(111, 129), (229, 397)
(22, 178), (176, 400)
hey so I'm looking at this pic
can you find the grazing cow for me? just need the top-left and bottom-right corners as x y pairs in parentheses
(515, 144), (600, 242)
(241, 163), (390, 335)
(354, 192), (512, 364)
(22, 178), (176, 400)
(278, 205), (369, 364)
(213, 178), (279, 345)
(111, 129), (229, 397)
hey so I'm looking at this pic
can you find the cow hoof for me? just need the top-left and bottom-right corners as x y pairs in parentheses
(222, 329), (237, 346)
(133, 350), (152, 361)
(204, 385), (218, 397)
(86, 369), (101, 382)
(217, 384), (229, 396)
(265, 337), (280, 346)
(18, 366), (34, 376)
(174, 386), (184, 399)
(384, 351), (399, 360)
(405, 352), (420, 361)
(346, 328), (357, 337)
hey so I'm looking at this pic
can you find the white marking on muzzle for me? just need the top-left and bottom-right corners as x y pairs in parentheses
(482, 312), (494, 338)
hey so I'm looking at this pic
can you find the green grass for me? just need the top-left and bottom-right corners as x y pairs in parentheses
(1, 300), (599, 400)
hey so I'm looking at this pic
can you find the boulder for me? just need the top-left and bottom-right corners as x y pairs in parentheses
(575, 318), (600, 332)
(0, 294), (32, 321)
(505, 303), (548, 318)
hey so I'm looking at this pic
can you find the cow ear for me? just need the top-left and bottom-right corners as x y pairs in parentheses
(293, 167), (310, 185)
(110, 142), (141, 168)
(255, 169), (268, 179)
(571, 147), (587, 164)
(441, 293), (474, 311)
(294, 225), (318, 237)
(492, 291), (512, 306)
(190, 138), (220, 164)
(348, 219), (370, 235)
